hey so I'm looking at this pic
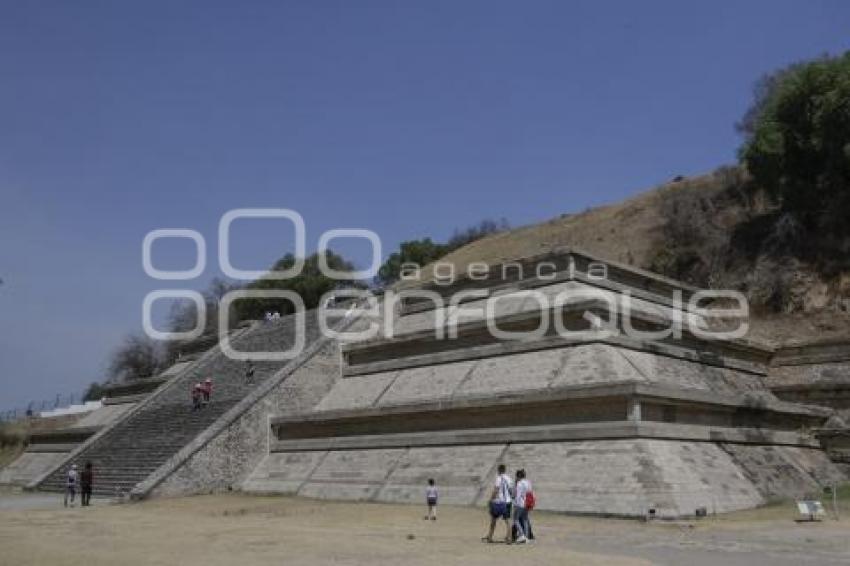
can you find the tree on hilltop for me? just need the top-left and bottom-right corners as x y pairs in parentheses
(739, 51), (850, 233)
(232, 250), (359, 321)
(375, 218), (510, 286)
(107, 334), (166, 382)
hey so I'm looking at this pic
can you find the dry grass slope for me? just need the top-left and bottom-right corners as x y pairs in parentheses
(409, 172), (732, 284)
(402, 168), (850, 346)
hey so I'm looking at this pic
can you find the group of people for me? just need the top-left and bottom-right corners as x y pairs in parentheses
(424, 464), (536, 544)
(189, 361), (257, 411)
(484, 465), (534, 544)
(64, 462), (94, 507)
(190, 378), (214, 411)
(263, 311), (282, 322)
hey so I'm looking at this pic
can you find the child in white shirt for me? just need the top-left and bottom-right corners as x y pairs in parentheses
(425, 478), (438, 520)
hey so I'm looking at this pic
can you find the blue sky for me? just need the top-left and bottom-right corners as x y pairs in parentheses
(1, 1), (849, 412)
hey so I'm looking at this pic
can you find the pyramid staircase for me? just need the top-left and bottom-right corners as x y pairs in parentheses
(37, 314), (320, 497)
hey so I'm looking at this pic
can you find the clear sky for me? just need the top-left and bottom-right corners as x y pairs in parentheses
(1, 1), (849, 412)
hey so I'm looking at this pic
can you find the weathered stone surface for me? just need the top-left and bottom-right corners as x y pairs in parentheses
(375, 445), (504, 505)
(550, 344), (642, 388)
(620, 349), (765, 395)
(501, 440), (661, 516)
(769, 361), (850, 388)
(388, 278), (708, 339)
(378, 361), (477, 406)
(392, 308), (441, 337)
(314, 371), (398, 411)
(71, 403), (135, 429)
(242, 451), (328, 494)
(0, 452), (68, 486)
(298, 449), (406, 501)
(455, 349), (565, 397)
(244, 438), (843, 517)
(719, 443), (846, 499)
(329, 340), (771, 407)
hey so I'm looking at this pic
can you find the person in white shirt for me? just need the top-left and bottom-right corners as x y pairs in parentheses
(482, 464), (513, 543)
(512, 469), (532, 544)
(425, 478), (438, 520)
(64, 464), (78, 507)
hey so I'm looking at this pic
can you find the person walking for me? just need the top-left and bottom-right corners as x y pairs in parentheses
(425, 478), (438, 520)
(80, 462), (94, 507)
(512, 469), (533, 544)
(245, 361), (255, 384)
(191, 382), (203, 411)
(201, 378), (213, 405)
(64, 464), (78, 507)
(482, 464), (513, 543)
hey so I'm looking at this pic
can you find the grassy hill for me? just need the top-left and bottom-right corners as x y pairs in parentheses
(408, 166), (850, 346)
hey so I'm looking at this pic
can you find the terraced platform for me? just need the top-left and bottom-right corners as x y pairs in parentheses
(245, 251), (848, 518)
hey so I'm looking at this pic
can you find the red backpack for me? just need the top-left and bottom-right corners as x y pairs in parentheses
(525, 489), (536, 510)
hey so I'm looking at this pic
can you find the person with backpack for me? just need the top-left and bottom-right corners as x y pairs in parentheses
(512, 468), (534, 544)
(482, 464), (513, 543)
(63, 464), (78, 507)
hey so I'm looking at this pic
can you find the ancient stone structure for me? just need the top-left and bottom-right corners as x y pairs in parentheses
(20, 249), (847, 518)
(767, 340), (850, 473)
(244, 250), (846, 518)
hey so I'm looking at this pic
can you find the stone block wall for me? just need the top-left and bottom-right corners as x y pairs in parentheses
(244, 438), (840, 518)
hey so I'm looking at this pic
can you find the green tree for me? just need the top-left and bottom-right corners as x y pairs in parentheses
(375, 219), (510, 286)
(233, 250), (358, 321)
(739, 51), (850, 231)
(82, 382), (106, 402)
(168, 277), (236, 335)
(375, 238), (447, 286)
(107, 334), (166, 381)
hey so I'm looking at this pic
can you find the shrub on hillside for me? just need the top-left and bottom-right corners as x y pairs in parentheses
(649, 167), (747, 287)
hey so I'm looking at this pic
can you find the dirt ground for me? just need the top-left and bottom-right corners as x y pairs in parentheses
(0, 492), (849, 566)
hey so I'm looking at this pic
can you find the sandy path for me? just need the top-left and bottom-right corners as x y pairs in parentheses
(0, 494), (648, 566)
